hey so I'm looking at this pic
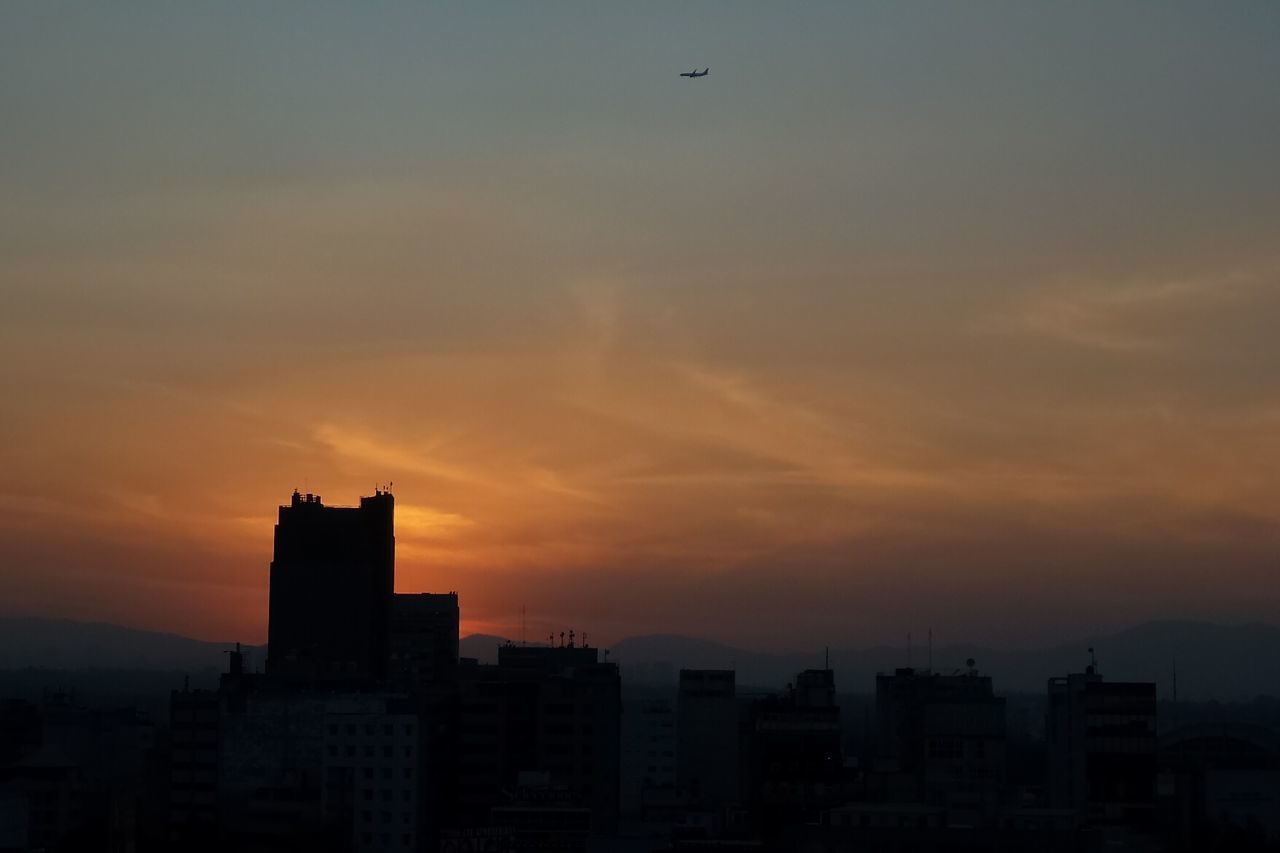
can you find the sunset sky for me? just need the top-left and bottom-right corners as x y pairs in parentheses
(3, 3), (1278, 649)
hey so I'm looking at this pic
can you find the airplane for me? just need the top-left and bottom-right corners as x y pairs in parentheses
(679, 68), (709, 78)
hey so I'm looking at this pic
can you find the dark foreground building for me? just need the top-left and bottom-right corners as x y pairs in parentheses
(268, 490), (396, 684)
(1047, 667), (1157, 824)
(454, 642), (622, 840)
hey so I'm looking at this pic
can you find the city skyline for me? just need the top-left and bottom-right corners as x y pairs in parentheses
(3, 3), (1279, 648)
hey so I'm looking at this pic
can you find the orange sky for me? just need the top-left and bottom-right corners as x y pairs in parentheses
(2, 4), (1278, 648)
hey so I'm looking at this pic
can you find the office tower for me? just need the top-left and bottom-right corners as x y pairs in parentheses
(389, 593), (460, 693)
(1047, 666), (1157, 822)
(267, 490), (395, 683)
(321, 709), (423, 853)
(874, 664), (1007, 811)
(456, 642), (622, 835)
(677, 670), (744, 808)
(749, 668), (843, 824)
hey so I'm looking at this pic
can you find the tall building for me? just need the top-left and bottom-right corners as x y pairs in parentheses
(677, 670), (744, 808)
(389, 593), (460, 693)
(321, 706), (423, 853)
(873, 665), (1007, 812)
(621, 698), (678, 820)
(267, 490), (395, 683)
(748, 668), (843, 825)
(456, 643), (622, 835)
(1047, 666), (1157, 823)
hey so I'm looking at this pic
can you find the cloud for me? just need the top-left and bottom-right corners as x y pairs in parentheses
(992, 267), (1268, 353)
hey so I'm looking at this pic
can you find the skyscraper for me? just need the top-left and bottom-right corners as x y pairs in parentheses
(1046, 666), (1157, 822)
(267, 490), (395, 683)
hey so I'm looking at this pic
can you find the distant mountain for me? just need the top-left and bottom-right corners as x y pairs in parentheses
(601, 621), (1280, 701)
(4, 616), (1276, 701)
(0, 616), (256, 673)
(458, 634), (509, 665)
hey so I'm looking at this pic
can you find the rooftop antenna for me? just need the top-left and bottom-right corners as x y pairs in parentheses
(928, 629), (933, 673)
(824, 645), (829, 670)
(1088, 646), (1097, 673)
(521, 605), (527, 646)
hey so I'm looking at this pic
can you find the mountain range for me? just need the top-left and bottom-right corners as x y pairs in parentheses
(461, 620), (1279, 700)
(3, 616), (1277, 701)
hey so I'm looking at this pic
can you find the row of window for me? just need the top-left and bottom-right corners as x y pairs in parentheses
(329, 722), (415, 738)
(359, 805), (415, 823)
(358, 831), (413, 849)
(327, 744), (415, 760)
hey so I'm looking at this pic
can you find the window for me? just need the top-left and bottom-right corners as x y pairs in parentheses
(928, 738), (963, 760)
(384, 724), (393, 736)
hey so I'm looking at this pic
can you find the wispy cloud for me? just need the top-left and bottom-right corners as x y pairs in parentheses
(993, 267), (1267, 352)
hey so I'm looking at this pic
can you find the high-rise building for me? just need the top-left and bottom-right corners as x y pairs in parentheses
(389, 593), (459, 693)
(677, 670), (745, 808)
(456, 643), (621, 835)
(873, 665), (1007, 811)
(1047, 666), (1157, 823)
(749, 668), (843, 825)
(267, 490), (395, 683)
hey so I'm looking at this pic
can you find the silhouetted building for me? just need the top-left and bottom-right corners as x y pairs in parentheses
(321, 706), (423, 853)
(0, 695), (155, 853)
(215, 677), (424, 853)
(389, 592), (459, 694)
(1046, 667), (1157, 824)
(873, 665), (1007, 815)
(622, 697), (680, 821)
(267, 490), (395, 683)
(456, 643), (621, 835)
(677, 670), (744, 808)
(168, 685), (220, 844)
(1157, 721), (1280, 850)
(489, 771), (592, 853)
(747, 668), (843, 827)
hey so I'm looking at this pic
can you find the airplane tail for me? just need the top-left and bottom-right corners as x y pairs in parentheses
(703, 68), (710, 75)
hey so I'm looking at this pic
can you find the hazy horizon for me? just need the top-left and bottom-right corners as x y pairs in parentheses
(3, 3), (1278, 649)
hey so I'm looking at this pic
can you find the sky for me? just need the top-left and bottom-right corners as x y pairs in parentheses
(2, 2), (1279, 650)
